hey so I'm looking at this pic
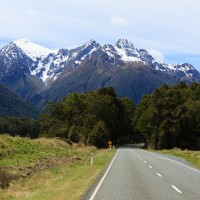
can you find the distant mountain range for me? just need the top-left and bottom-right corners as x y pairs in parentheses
(0, 38), (200, 111)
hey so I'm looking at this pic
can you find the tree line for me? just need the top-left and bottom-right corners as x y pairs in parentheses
(0, 84), (199, 149)
(0, 117), (40, 138)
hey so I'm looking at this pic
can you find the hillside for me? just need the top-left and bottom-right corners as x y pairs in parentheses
(0, 84), (39, 118)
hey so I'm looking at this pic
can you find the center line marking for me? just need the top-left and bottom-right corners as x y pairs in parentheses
(149, 165), (152, 168)
(156, 173), (162, 177)
(144, 161), (146, 163)
(171, 185), (182, 194)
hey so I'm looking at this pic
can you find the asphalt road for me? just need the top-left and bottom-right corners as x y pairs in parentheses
(85, 148), (200, 200)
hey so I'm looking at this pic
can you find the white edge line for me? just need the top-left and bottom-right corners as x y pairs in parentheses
(156, 173), (162, 177)
(171, 185), (182, 194)
(145, 150), (200, 173)
(89, 149), (119, 200)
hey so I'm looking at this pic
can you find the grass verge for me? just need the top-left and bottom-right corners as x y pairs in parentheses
(155, 149), (200, 169)
(0, 135), (116, 200)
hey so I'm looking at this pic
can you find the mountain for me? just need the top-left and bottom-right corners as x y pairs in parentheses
(0, 38), (200, 106)
(0, 39), (47, 100)
(0, 84), (39, 117)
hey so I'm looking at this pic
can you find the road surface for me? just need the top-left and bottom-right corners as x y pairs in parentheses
(84, 148), (200, 200)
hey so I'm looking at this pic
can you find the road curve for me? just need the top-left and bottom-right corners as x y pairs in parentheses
(84, 148), (200, 200)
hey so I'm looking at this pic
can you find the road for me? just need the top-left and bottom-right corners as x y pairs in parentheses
(85, 148), (200, 200)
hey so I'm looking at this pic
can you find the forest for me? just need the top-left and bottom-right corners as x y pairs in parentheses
(40, 87), (136, 147)
(0, 83), (199, 150)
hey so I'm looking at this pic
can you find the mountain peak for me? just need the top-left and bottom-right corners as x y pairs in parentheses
(83, 39), (99, 48)
(114, 39), (140, 61)
(116, 39), (135, 49)
(13, 38), (55, 61)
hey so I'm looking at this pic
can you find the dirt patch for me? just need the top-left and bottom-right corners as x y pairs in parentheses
(0, 155), (86, 189)
(18, 157), (75, 177)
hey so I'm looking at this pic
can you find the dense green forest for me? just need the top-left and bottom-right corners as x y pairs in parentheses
(135, 82), (200, 150)
(40, 87), (136, 147)
(0, 84), (200, 149)
(0, 117), (40, 138)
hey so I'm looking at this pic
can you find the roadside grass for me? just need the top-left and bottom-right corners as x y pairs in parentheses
(0, 135), (75, 167)
(0, 149), (116, 200)
(155, 148), (200, 169)
(0, 135), (116, 200)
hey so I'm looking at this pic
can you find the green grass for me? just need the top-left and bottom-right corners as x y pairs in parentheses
(0, 135), (116, 200)
(155, 149), (200, 169)
(0, 149), (116, 200)
(0, 135), (83, 175)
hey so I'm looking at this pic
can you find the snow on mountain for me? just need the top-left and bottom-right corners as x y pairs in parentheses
(139, 49), (155, 65)
(67, 39), (100, 67)
(101, 39), (142, 63)
(152, 61), (200, 82)
(1, 38), (200, 85)
(115, 39), (141, 62)
(13, 39), (56, 61)
(10, 39), (70, 83)
(0, 41), (34, 74)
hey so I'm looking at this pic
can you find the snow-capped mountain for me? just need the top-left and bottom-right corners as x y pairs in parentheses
(1, 38), (199, 84)
(0, 38), (200, 105)
(13, 39), (55, 61)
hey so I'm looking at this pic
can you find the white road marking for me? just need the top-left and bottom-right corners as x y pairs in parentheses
(156, 173), (162, 177)
(144, 161), (147, 163)
(149, 165), (152, 168)
(145, 151), (200, 174)
(89, 149), (119, 200)
(140, 158), (143, 160)
(171, 185), (182, 194)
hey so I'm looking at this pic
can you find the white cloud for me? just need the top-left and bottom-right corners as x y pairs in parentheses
(110, 17), (131, 27)
(148, 49), (165, 63)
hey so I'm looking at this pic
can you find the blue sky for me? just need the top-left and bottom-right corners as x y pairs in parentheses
(0, 0), (200, 71)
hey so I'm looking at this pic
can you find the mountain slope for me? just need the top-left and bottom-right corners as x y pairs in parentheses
(0, 84), (39, 117)
(39, 48), (176, 105)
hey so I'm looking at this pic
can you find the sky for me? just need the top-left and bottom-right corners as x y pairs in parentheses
(0, 0), (200, 71)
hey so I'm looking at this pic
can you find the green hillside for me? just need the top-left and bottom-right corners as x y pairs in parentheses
(0, 85), (39, 118)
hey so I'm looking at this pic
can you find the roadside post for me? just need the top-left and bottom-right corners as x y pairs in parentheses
(90, 153), (93, 165)
(108, 141), (112, 150)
